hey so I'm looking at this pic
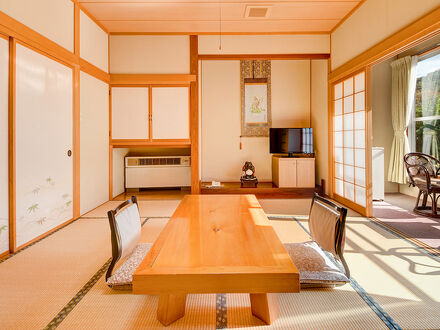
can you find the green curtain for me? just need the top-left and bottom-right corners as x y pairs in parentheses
(388, 56), (417, 184)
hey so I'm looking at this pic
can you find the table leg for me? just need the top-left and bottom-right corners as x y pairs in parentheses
(250, 293), (279, 325)
(157, 293), (187, 326)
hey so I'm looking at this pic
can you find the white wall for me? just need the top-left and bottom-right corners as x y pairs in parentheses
(201, 60), (271, 181)
(109, 35), (190, 73)
(0, 37), (8, 253)
(272, 60), (310, 127)
(201, 60), (313, 182)
(80, 72), (109, 215)
(0, 0), (74, 52)
(371, 58), (399, 193)
(199, 35), (330, 54)
(311, 60), (329, 194)
(331, 0), (440, 70)
(113, 148), (128, 198)
(80, 10), (108, 72)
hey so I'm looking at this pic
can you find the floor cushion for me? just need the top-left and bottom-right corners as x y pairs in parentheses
(284, 241), (350, 288)
(106, 243), (152, 290)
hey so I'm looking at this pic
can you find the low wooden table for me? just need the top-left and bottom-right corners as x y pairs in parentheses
(133, 194), (299, 326)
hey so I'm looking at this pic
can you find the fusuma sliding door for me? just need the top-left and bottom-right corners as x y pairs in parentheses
(15, 43), (73, 248)
(0, 36), (8, 255)
(332, 70), (371, 215)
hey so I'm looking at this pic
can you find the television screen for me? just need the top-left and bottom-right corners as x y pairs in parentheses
(270, 128), (313, 155)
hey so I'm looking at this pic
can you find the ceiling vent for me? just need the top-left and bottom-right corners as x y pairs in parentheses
(244, 5), (271, 19)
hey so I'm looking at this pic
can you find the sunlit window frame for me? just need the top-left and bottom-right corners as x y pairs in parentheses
(408, 52), (440, 154)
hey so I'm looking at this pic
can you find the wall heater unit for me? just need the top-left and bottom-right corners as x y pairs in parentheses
(125, 156), (191, 188)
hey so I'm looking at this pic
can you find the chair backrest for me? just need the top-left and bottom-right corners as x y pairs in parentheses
(106, 196), (141, 281)
(404, 152), (439, 187)
(308, 193), (349, 277)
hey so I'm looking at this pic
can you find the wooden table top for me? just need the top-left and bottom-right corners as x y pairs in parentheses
(133, 194), (299, 294)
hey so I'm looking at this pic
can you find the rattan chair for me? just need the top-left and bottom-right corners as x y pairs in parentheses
(404, 152), (440, 218)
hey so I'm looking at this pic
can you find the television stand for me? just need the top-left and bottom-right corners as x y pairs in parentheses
(272, 155), (315, 188)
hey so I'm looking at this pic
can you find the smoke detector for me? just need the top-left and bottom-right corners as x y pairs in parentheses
(244, 5), (271, 19)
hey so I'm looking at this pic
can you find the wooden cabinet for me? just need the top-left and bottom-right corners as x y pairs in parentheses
(272, 156), (315, 188)
(111, 87), (149, 140)
(111, 85), (190, 142)
(152, 87), (189, 140)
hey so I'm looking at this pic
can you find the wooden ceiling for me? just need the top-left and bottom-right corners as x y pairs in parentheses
(77, 0), (364, 34)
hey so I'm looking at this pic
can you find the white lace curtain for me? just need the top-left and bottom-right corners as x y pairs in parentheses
(388, 56), (418, 184)
(420, 70), (440, 159)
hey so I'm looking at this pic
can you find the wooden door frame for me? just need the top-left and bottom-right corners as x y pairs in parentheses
(329, 68), (371, 216)
(328, 6), (440, 216)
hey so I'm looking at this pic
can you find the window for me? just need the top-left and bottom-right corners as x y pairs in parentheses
(409, 53), (440, 158)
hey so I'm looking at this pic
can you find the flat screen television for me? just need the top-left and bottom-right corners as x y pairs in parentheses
(270, 128), (313, 157)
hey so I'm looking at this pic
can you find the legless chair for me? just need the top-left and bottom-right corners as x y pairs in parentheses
(284, 193), (350, 287)
(106, 196), (152, 290)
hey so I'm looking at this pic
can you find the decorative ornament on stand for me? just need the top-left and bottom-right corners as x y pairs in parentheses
(240, 161), (258, 188)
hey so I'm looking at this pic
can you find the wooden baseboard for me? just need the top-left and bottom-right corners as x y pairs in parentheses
(0, 250), (9, 262)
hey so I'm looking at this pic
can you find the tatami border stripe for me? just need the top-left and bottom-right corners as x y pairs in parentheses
(368, 216), (440, 261)
(216, 293), (227, 329)
(44, 217), (155, 329)
(44, 258), (112, 330)
(268, 215), (402, 330)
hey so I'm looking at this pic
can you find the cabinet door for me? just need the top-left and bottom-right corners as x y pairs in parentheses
(152, 87), (189, 140)
(111, 87), (149, 140)
(15, 44), (73, 247)
(278, 159), (296, 187)
(0, 37), (8, 254)
(296, 158), (315, 188)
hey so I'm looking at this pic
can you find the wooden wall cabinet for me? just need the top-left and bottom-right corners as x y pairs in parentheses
(111, 85), (190, 142)
(272, 156), (315, 188)
(111, 87), (149, 140)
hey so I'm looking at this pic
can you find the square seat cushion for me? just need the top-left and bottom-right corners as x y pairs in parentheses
(107, 243), (153, 290)
(284, 241), (349, 287)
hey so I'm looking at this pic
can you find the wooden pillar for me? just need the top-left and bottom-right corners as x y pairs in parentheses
(73, 2), (81, 219)
(327, 58), (333, 199)
(365, 66), (373, 217)
(8, 37), (16, 253)
(190, 35), (200, 194)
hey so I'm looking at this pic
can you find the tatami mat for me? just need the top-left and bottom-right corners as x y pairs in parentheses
(343, 216), (440, 329)
(83, 200), (181, 218)
(226, 290), (387, 329)
(0, 217), (110, 329)
(1, 199), (439, 329)
(58, 217), (217, 329)
(58, 279), (217, 330)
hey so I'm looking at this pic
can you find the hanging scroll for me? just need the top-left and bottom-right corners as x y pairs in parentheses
(240, 60), (271, 137)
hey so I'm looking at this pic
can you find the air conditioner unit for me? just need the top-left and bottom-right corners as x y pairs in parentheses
(125, 156), (191, 189)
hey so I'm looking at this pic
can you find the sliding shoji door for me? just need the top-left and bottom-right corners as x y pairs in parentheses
(333, 70), (370, 214)
(0, 36), (8, 254)
(15, 43), (73, 247)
